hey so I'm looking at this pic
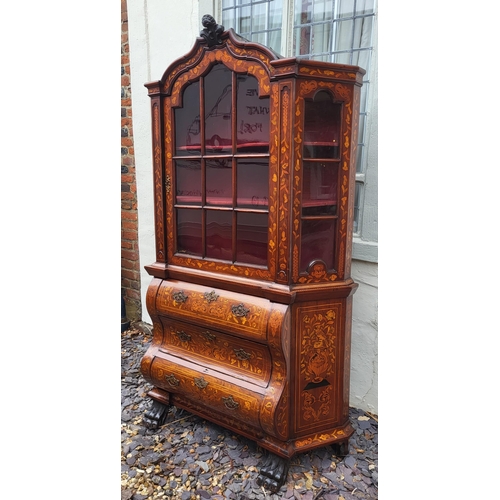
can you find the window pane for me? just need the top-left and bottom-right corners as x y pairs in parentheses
(238, 5), (251, 33)
(355, 0), (376, 15)
(303, 94), (341, 158)
(302, 162), (338, 211)
(237, 212), (268, 266)
(311, 22), (331, 54)
(268, 29), (282, 54)
(295, 0), (312, 24)
(352, 15), (374, 50)
(294, 26), (311, 56)
(269, 0), (283, 29)
(300, 219), (336, 271)
(237, 74), (270, 152)
(337, 0), (354, 18)
(205, 65), (232, 153)
(175, 81), (200, 155)
(206, 210), (233, 261)
(353, 182), (362, 233)
(313, 0), (333, 21)
(176, 160), (201, 205)
(206, 158), (232, 206)
(334, 20), (354, 52)
(237, 159), (269, 208)
(176, 208), (202, 256)
(252, 2), (266, 31)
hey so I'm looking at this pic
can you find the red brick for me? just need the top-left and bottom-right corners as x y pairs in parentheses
(122, 248), (139, 260)
(122, 230), (138, 240)
(121, 210), (138, 221)
(122, 221), (138, 231)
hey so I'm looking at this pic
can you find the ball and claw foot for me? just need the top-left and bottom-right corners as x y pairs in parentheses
(332, 439), (349, 457)
(143, 400), (169, 429)
(256, 452), (289, 493)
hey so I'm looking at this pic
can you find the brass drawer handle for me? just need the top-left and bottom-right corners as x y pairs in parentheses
(165, 374), (180, 387)
(194, 377), (208, 389)
(222, 395), (239, 410)
(234, 348), (251, 361)
(231, 303), (250, 318)
(175, 330), (191, 342)
(203, 331), (217, 342)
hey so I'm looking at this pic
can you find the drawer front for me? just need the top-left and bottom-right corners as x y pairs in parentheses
(155, 280), (271, 342)
(150, 355), (263, 430)
(159, 317), (272, 388)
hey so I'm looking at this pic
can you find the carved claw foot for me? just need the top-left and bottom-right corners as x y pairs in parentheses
(143, 400), (169, 429)
(256, 452), (289, 493)
(332, 439), (349, 457)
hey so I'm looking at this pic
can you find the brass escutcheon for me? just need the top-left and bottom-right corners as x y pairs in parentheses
(172, 290), (188, 303)
(231, 303), (250, 318)
(222, 395), (239, 410)
(203, 331), (217, 342)
(234, 348), (251, 361)
(194, 377), (208, 389)
(204, 290), (219, 303)
(165, 374), (180, 387)
(175, 330), (191, 342)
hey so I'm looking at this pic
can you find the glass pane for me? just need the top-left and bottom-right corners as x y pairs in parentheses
(222, 9), (235, 30)
(237, 158), (269, 208)
(269, 0), (283, 29)
(353, 182), (362, 233)
(175, 81), (200, 155)
(352, 16), (373, 50)
(311, 22), (331, 54)
(337, 0), (354, 18)
(268, 29), (282, 54)
(205, 65), (232, 153)
(302, 162), (338, 212)
(237, 212), (268, 266)
(333, 51), (351, 64)
(238, 6), (251, 33)
(176, 208), (202, 256)
(252, 31), (266, 46)
(313, 0), (333, 22)
(252, 3), (266, 31)
(334, 20), (353, 52)
(300, 219), (336, 271)
(293, 26), (311, 56)
(222, 0), (233, 8)
(175, 160), (201, 205)
(237, 74), (270, 152)
(206, 158), (232, 206)
(355, 0), (376, 15)
(295, 0), (312, 24)
(303, 94), (341, 158)
(206, 210), (233, 261)
(356, 143), (364, 173)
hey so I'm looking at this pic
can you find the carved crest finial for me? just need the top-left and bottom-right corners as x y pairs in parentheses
(200, 14), (224, 47)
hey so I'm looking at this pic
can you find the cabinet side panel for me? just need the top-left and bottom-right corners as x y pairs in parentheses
(151, 96), (166, 262)
(292, 300), (346, 436)
(343, 85), (361, 279)
(277, 82), (294, 284)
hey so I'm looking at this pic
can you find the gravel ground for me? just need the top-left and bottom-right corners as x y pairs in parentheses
(121, 324), (378, 500)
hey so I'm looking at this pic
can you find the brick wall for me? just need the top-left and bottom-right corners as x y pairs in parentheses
(121, 0), (142, 322)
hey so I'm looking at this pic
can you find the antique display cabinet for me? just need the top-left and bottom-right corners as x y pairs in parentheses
(140, 15), (365, 491)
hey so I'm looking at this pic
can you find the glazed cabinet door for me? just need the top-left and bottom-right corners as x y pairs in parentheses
(168, 63), (278, 280)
